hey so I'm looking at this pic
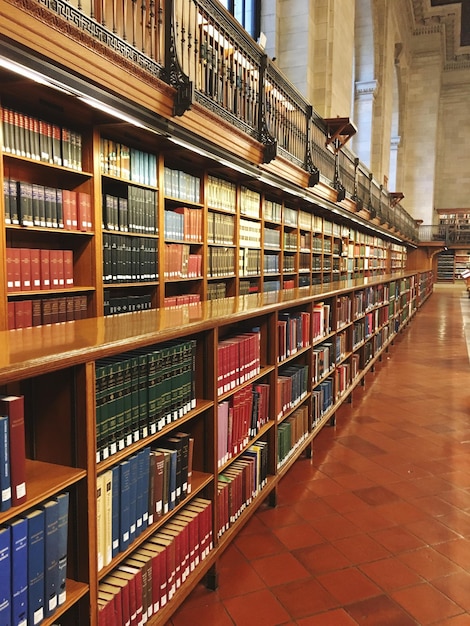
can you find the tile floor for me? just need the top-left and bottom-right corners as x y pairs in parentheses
(169, 284), (470, 625)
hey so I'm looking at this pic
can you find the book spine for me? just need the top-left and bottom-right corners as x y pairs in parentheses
(0, 395), (26, 506)
(42, 498), (60, 617)
(0, 527), (11, 625)
(0, 416), (11, 511)
(11, 517), (28, 625)
(56, 492), (70, 606)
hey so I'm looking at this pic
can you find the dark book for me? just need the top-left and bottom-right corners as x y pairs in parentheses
(56, 492), (69, 606)
(0, 395), (26, 506)
(11, 516), (28, 625)
(111, 465), (120, 559)
(0, 415), (11, 511)
(119, 460), (131, 552)
(135, 447), (150, 538)
(0, 526), (11, 625)
(26, 508), (45, 625)
(159, 435), (184, 504)
(17, 181), (34, 226)
(42, 498), (60, 616)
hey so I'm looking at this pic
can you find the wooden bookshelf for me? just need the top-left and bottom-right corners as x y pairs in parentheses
(0, 268), (433, 625)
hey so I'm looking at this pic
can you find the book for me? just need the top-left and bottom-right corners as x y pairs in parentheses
(119, 460), (131, 552)
(56, 492), (69, 607)
(111, 465), (121, 559)
(0, 395), (26, 506)
(0, 526), (11, 625)
(11, 516), (28, 626)
(26, 508), (45, 625)
(0, 415), (11, 511)
(42, 498), (60, 616)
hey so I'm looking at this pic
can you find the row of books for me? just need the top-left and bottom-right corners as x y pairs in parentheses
(103, 189), (157, 235)
(336, 294), (352, 329)
(208, 246), (236, 277)
(217, 330), (261, 396)
(217, 441), (268, 537)
(207, 282), (227, 300)
(104, 293), (152, 316)
(239, 247), (261, 276)
(6, 247), (73, 293)
(207, 211), (235, 245)
(1, 106), (82, 170)
(8, 295), (87, 329)
(312, 341), (335, 383)
(264, 226), (281, 249)
(264, 199), (282, 223)
(278, 311), (311, 362)
(284, 231), (297, 250)
(95, 339), (196, 463)
(164, 207), (203, 242)
(206, 175), (236, 213)
(103, 234), (158, 283)
(217, 383), (270, 468)
(239, 218), (261, 248)
(97, 434), (193, 569)
(283, 256), (296, 273)
(277, 405), (309, 468)
(239, 186), (260, 219)
(4, 179), (92, 231)
(0, 492), (69, 625)
(335, 330), (348, 364)
(312, 377), (334, 422)
(163, 244), (202, 279)
(163, 167), (200, 204)
(264, 253), (279, 274)
(98, 498), (213, 625)
(100, 139), (158, 186)
(163, 294), (201, 308)
(277, 364), (309, 420)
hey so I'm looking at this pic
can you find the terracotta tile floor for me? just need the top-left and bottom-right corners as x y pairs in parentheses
(169, 285), (470, 625)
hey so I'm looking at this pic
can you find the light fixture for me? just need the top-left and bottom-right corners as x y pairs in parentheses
(78, 96), (146, 128)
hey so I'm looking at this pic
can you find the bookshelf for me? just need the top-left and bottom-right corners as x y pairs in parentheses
(0, 270), (433, 625)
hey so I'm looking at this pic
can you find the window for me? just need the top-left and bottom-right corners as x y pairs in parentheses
(219, 0), (261, 41)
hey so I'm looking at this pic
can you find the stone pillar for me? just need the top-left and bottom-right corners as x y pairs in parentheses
(353, 79), (378, 167)
(388, 135), (400, 191)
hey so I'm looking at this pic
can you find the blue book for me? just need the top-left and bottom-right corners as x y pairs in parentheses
(135, 447), (150, 538)
(111, 465), (120, 558)
(128, 453), (138, 544)
(0, 526), (11, 624)
(56, 492), (69, 607)
(0, 414), (11, 511)
(11, 517), (28, 626)
(119, 460), (131, 552)
(26, 508), (45, 625)
(42, 498), (60, 617)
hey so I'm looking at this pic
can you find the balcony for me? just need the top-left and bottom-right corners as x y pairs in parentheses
(0, 0), (418, 242)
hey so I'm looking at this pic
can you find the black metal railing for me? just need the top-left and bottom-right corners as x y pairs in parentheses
(30, 0), (418, 240)
(418, 225), (470, 244)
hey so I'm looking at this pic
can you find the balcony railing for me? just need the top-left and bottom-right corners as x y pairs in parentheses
(26, 0), (418, 241)
(418, 225), (470, 245)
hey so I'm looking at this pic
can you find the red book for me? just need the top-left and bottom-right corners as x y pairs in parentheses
(0, 395), (27, 505)
(103, 576), (130, 626)
(8, 301), (15, 329)
(63, 250), (74, 286)
(7, 248), (22, 292)
(30, 248), (41, 290)
(15, 300), (33, 329)
(19, 248), (32, 291)
(40, 249), (51, 289)
(77, 192), (92, 231)
(49, 249), (62, 288)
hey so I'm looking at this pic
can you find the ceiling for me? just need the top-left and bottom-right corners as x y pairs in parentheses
(411, 0), (470, 67)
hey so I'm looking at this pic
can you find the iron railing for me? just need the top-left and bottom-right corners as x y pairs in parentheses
(29, 0), (418, 240)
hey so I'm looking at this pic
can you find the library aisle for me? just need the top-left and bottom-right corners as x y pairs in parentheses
(169, 284), (470, 626)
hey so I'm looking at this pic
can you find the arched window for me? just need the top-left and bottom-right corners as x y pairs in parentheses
(219, 0), (261, 41)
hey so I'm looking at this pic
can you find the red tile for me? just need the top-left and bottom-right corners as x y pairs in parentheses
(271, 578), (338, 619)
(293, 497), (336, 521)
(306, 475), (347, 496)
(375, 500), (428, 525)
(171, 590), (233, 626)
(344, 507), (396, 533)
(309, 513), (361, 541)
(434, 538), (470, 569)
(431, 616), (470, 626)
(433, 570), (470, 612)
(223, 588), (291, 626)
(217, 557), (266, 600)
(392, 583), (463, 624)
(371, 526), (426, 553)
(410, 494), (461, 517)
(353, 486), (400, 506)
(359, 557), (423, 591)
(294, 542), (351, 575)
(405, 517), (459, 545)
(317, 567), (382, 605)
(296, 609), (359, 625)
(399, 546), (462, 580)
(251, 552), (310, 587)
(255, 503), (304, 529)
(272, 521), (324, 550)
(345, 594), (418, 626)
(334, 533), (391, 564)
(234, 531), (285, 560)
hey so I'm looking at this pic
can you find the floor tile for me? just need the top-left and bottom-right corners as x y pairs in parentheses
(371, 526), (426, 553)
(296, 609), (359, 625)
(432, 570), (470, 612)
(272, 521), (324, 550)
(392, 583), (463, 624)
(399, 546), (462, 580)
(223, 588), (291, 626)
(294, 541), (351, 574)
(317, 567), (382, 605)
(345, 594), (418, 625)
(334, 533), (391, 564)
(251, 551), (310, 587)
(272, 578), (338, 619)
(359, 557), (423, 591)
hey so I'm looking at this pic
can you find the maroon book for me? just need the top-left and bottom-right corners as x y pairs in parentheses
(0, 395), (27, 505)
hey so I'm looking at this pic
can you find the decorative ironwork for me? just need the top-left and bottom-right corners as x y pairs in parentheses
(258, 56), (277, 163)
(28, 0), (165, 79)
(166, 0), (193, 115)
